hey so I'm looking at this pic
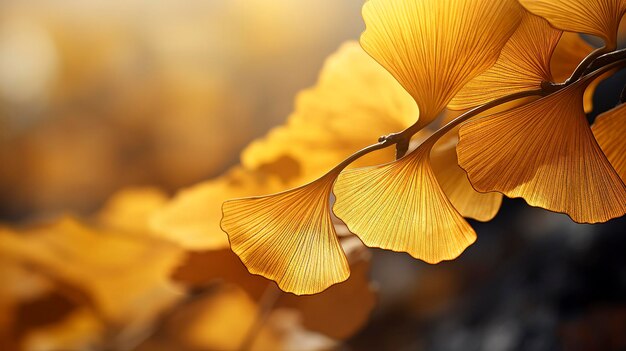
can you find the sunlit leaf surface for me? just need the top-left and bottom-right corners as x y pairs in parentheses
(334, 143), (476, 264)
(150, 167), (282, 250)
(519, 0), (626, 49)
(360, 0), (523, 125)
(222, 174), (349, 295)
(241, 41), (415, 185)
(549, 32), (602, 113)
(449, 13), (560, 110)
(593, 103), (626, 181)
(457, 80), (626, 223)
(431, 139), (502, 222)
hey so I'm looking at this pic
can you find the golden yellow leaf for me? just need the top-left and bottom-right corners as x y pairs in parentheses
(150, 167), (282, 250)
(549, 32), (603, 113)
(449, 13), (560, 110)
(222, 173), (349, 295)
(278, 236), (376, 340)
(457, 81), (626, 223)
(592, 103), (626, 181)
(431, 139), (502, 222)
(333, 142), (476, 264)
(97, 187), (169, 234)
(550, 33), (594, 83)
(0, 218), (183, 328)
(241, 41), (415, 186)
(519, 0), (626, 49)
(360, 0), (523, 125)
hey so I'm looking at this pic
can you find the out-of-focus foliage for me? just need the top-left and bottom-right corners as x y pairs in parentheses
(0, 0), (362, 218)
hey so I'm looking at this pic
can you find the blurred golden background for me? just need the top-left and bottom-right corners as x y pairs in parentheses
(0, 0), (363, 220)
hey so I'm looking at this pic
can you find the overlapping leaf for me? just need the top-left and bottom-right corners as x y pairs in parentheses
(449, 13), (560, 110)
(457, 80), (626, 223)
(592, 103), (626, 181)
(241, 42), (416, 185)
(360, 0), (523, 125)
(150, 167), (282, 250)
(333, 142), (476, 263)
(431, 139), (502, 222)
(222, 173), (349, 295)
(519, 0), (626, 49)
(170, 236), (376, 342)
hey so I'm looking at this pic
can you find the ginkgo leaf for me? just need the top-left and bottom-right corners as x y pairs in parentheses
(333, 143), (476, 264)
(241, 41), (415, 186)
(97, 187), (169, 234)
(279, 236), (376, 340)
(449, 12), (560, 110)
(360, 0), (523, 125)
(550, 32), (601, 113)
(457, 80), (626, 224)
(518, 0), (626, 49)
(431, 139), (502, 222)
(222, 174), (349, 295)
(550, 33), (594, 83)
(155, 42), (414, 251)
(592, 103), (626, 181)
(150, 167), (282, 250)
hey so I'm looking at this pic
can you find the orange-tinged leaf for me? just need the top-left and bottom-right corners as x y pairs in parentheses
(222, 174), (349, 295)
(241, 41), (415, 185)
(431, 139), (502, 222)
(449, 13), (560, 110)
(550, 32), (606, 113)
(592, 103), (626, 181)
(150, 167), (282, 250)
(550, 33), (594, 83)
(333, 143), (476, 264)
(457, 81), (626, 223)
(360, 0), (523, 125)
(519, 0), (626, 49)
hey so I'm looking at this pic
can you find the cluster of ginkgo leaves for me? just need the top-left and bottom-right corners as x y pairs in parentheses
(220, 0), (626, 295)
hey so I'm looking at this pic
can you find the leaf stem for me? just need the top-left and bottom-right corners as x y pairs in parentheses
(565, 46), (608, 84)
(328, 57), (626, 175)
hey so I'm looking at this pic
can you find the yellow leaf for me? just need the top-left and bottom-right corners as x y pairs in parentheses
(592, 103), (626, 181)
(457, 80), (626, 223)
(241, 41), (415, 186)
(550, 33), (594, 83)
(222, 174), (349, 295)
(519, 0), (626, 49)
(360, 0), (523, 125)
(449, 13), (560, 110)
(550, 32), (602, 113)
(97, 187), (169, 234)
(431, 139), (502, 222)
(150, 167), (282, 250)
(333, 142), (476, 264)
